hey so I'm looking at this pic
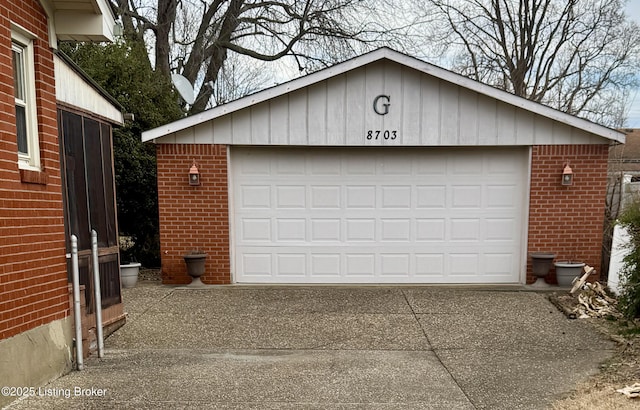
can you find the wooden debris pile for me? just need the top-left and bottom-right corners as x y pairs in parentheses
(569, 265), (622, 319)
(617, 383), (640, 398)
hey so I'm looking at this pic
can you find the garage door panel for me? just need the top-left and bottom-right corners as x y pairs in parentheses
(346, 158), (377, 175)
(346, 219), (376, 241)
(240, 185), (271, 208)
(415, 254), (445, 276)
(381, 254), (410, 276)
(311, 219), (341, 241)
(485, 253), (516, 276)
(276, 156), (306, 175)
(311, 254), (341, 277)
(241, 218), (271, 241)
(239, 156), (271, 175)
(381, 160), (412, 175)
(241, 254), (272, 277)
(449, 218), (480, 241)
(277, 254), (306, 276)
(485, 218), (517, 241)
(311, 186), (341, 208)
(381, 186), (412, 208)
(310, 156), (341, 175)
(451, 155), (484, 175)
(451, 186), (482, 208)
(276, 186), (306, 208)
(449, 254), (480, 276)
(346, 254), (376, 276)
(232, 147), (526, 284)
(486, 185), (518, 208)
(346, 186), (376, 208)
(380, 218), (411, 241)
(416, 158), (447, 175)
(417, 186), (446, 208)
(276, 219), (306, 241)
(416, 219), (446, 241)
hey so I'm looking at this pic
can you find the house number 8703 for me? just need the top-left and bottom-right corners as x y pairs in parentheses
(366, 130), (397, 140)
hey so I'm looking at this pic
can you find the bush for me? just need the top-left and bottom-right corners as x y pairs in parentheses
(617, 199), (640, 318)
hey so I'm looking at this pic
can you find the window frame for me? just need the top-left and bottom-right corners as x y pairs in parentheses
(11, 25), (40, 171)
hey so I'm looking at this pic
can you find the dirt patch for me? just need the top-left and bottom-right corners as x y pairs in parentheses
(550, 292), (640, 409)
(139, 268), (161, 281)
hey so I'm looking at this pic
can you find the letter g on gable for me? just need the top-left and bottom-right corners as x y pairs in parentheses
(373, 95), (391, 115)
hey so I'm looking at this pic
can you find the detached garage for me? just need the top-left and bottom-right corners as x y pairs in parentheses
(142, 48), (624, 285)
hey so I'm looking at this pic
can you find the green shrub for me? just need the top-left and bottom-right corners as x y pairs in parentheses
(617, 199), (640, 318)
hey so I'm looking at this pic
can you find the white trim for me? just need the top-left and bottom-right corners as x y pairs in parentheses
(521, 146), (534, 285)
(226, 146), (236, 283)
(142, 48), (625, 144)
(53, 55), (124, 125)
(36, 0), (58, 48)
(11, 27), (41, 170)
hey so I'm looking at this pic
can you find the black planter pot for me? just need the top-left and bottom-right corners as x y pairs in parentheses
(184, 253), (206, 285)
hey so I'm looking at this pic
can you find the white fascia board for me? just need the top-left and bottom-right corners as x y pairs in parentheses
(40, 0), (116, 43)
(54, 54), (124, 125)
(54, 12), (115, 42)
(37, 0), (58, 48)
(142, 48), (625, 144)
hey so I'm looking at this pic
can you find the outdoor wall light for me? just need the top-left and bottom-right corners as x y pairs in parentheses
(189, 161), (200, 186)
(561, 164), (573, 186)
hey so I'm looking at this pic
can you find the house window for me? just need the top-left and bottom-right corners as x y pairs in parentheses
(11, 28), (40, 170)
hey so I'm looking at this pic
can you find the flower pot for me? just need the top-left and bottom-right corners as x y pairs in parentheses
(120, 262), (141, 288)
(184, 253), (206, 285)
(554, 262), (585, 287)
(530, 252), (555, 286)
(531, 252), (555, 276)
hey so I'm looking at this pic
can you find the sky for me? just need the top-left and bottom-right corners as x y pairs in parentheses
(625, 2), (640, 127)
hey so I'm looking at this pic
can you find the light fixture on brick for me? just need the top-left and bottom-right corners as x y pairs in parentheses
(562, 163), (573, 186)
(189, 160), (200, 186)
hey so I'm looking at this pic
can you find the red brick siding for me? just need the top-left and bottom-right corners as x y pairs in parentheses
(527, 144), (609, 284)
(0, 1), (69, 340)
(156, 144), (231, 284)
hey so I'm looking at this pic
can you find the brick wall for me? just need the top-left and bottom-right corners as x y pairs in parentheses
(156, 144), (231, 284)
(0, 1), (69, 340)
(527, 144), (609, 284)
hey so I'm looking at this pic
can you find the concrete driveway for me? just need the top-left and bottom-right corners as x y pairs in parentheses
(6, 283), (613, 409)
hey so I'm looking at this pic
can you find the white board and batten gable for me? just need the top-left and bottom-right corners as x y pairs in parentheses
(142, 48), (624, 147)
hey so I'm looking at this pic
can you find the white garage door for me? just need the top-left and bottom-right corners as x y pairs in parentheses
(231, 147), (527, 284)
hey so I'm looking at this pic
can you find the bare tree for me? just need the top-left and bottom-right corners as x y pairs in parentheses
(415, 0), (640, 127)
(110, 0), (402, 113)
(212, 53), (274, 105)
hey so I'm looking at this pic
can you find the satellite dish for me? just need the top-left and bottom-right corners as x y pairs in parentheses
(171, 74), (195, 105)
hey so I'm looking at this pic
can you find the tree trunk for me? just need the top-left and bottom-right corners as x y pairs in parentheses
(155, 0), (178, 77)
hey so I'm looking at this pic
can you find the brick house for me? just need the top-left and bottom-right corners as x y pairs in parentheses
(143, 48), (624, 286)
(0, 0), (121, 406)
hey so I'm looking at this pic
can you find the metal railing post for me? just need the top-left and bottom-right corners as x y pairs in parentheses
(91, 230), (104, 358)
(71, 235), (83, 370)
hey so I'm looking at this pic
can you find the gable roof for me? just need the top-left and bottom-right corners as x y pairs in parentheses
(142, 47), (624, 144)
